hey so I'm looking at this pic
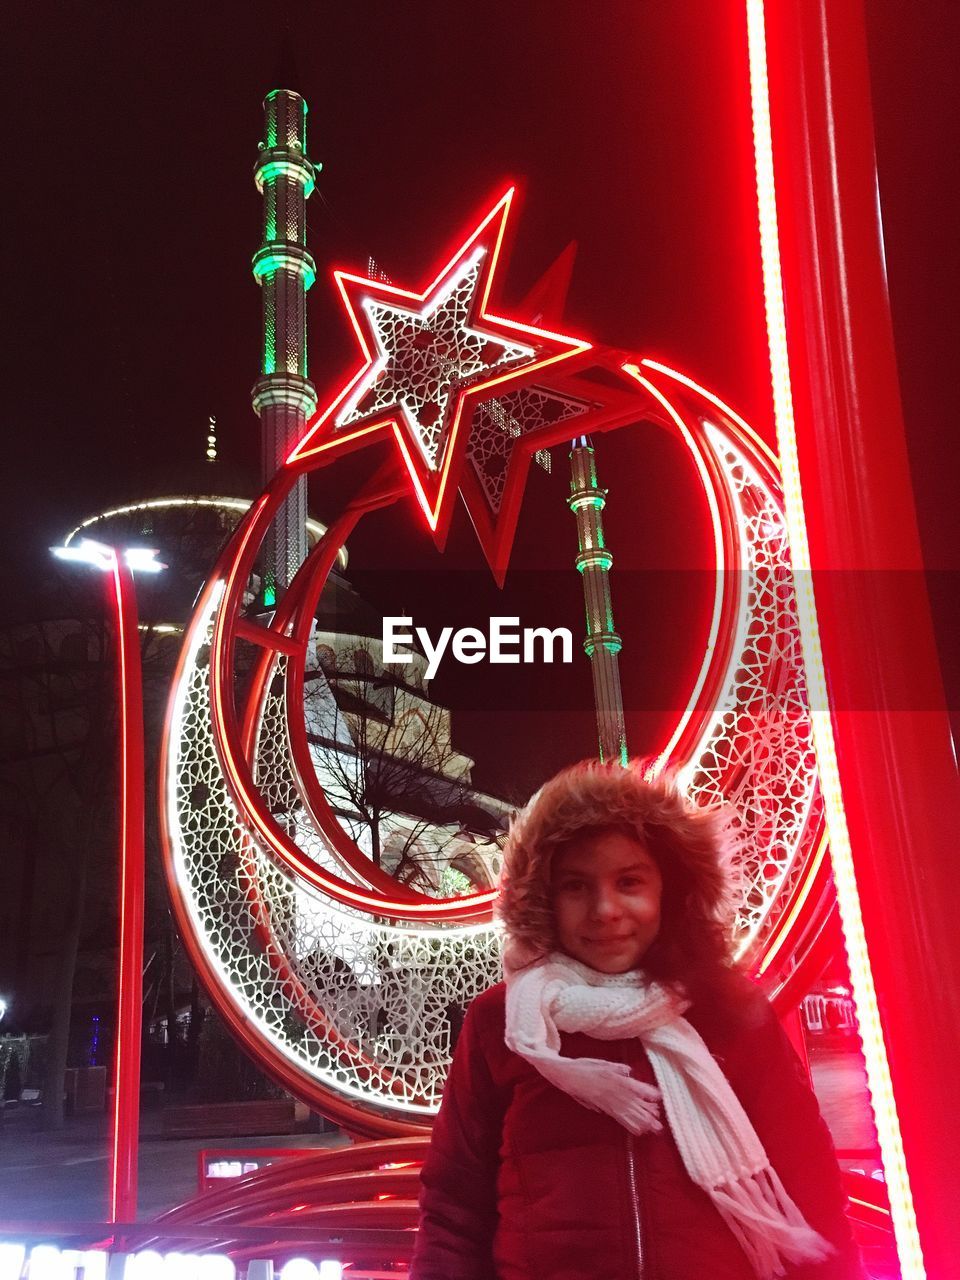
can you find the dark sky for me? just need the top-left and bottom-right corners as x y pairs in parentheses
(3, 1), (957, 792)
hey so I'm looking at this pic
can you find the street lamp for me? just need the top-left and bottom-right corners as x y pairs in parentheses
(52, 537), (165, 1224)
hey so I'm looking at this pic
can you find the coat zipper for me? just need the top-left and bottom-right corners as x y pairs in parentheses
(626, 1134), (644, 1279)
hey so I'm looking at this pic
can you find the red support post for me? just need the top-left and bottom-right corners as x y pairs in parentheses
(750, 1), (960, 1272)
(109, 557), (145, 1223)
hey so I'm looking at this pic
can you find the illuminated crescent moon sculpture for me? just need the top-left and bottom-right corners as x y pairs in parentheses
(161, 190), (834, 1135)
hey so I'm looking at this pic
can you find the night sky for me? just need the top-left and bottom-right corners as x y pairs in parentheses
(4, 1), (957, 794)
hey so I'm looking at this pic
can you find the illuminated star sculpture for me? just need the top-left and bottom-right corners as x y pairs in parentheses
(163, 181), (837, 1141)
(288, 189), (593, 557)
(336, 247), (534, 469)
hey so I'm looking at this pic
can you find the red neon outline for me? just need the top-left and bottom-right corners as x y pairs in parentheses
(109, 556), (145, 1224)
(758, 831), (831, 978)
(639, 359), (780, 472)
(206, 476), (497, 921)
(237, 499), (431, 902)
(286, 188), (591, 542)
(158, 577), (433, 1136)
(208, 362), (828, 971)
(745, 4), (922, 1271)
(287, 189), (521, 467)
(163, 371), (836, 1128)
(160, 187), (839, 1132)
(623, 361), (830, 978)
(622, 364), (744, 770)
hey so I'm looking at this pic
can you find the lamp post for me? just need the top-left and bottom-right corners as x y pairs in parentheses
(52, 538), (164, 1223)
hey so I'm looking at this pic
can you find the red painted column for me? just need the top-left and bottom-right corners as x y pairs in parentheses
(109, 558), (145, 1223)
(762, 0), (960, 1269)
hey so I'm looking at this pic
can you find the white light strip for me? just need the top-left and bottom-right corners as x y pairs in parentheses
(336, 248), (489, 433)
(701, 420), (818, 935)
(52, 539), (117, 573)
(622, 369), (730, 773)
(166, 586), (498, 1114)
(745, 3), (923, 1273)
(122, 547), (166, 574)
(62, 497), (348, 570)
(52, 541), (166, 575)
(639, 359), (780, 469)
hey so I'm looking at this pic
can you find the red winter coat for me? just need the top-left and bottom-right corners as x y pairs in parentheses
(411, 978), (862, 1280)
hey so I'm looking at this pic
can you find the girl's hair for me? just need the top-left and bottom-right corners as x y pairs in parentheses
(498, 760), (739, 1001)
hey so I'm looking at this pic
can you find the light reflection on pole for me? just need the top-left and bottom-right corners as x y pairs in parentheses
(52, 538), (164, 1223)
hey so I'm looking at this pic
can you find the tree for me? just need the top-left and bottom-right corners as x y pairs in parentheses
(303, 637), (502, 892)
(0, 575), (116, 1128)
(0, 568), (180, 1126)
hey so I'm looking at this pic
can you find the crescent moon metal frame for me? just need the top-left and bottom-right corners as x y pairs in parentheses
(161, 335), (834, 1132)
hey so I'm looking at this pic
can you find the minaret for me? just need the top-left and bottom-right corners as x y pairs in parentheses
(568, 438), (628, 764)
(251, 88), (319, 605)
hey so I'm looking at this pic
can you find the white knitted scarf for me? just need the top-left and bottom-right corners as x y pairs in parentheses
(504, 952), (834, 1279)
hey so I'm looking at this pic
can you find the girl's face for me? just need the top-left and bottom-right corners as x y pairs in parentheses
(551, 829), (662, 973)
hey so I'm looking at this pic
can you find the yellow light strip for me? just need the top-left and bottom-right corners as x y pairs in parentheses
(745, 2), (923, 1273)
(755, 832), (828, 976)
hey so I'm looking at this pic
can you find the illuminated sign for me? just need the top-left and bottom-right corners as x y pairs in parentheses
(381, 615), (573, 677)
(0, 1247), (342, 1280)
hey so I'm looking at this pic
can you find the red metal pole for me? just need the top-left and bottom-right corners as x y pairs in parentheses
(749, 0), (960, 1272)
(109, 557), (145, 1223)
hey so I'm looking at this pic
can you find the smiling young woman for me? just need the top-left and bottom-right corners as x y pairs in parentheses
(411, 760), (862, 1280)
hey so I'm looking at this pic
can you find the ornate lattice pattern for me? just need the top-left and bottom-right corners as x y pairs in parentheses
(261, 416), (310, 590)
(468, 386), (589, 513)
(254, 656), (367, 887)
(683, 424), (820, 956)
(168, 601), (501, 1115)
(337, 253), (532, 470)
(264, 274), (308, 378)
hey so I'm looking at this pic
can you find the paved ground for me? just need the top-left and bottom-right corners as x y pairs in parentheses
(0, 1044), (880, 1223)
(0, 1108), (346, 1222)
(810, 1041), (881, 1166)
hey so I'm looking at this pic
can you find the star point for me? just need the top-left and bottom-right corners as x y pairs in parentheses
(288, 188), (593, 561)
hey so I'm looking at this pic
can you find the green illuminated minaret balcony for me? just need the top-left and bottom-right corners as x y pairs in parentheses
(254, 148), (318, 198)
(583, 630), (624, 658)
(568, 487), (607, 513)
(252, 243), (317, 290)
(575, 548), (614, 574)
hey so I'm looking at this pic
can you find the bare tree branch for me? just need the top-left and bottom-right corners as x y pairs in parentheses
(303, 638), (499, 891)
